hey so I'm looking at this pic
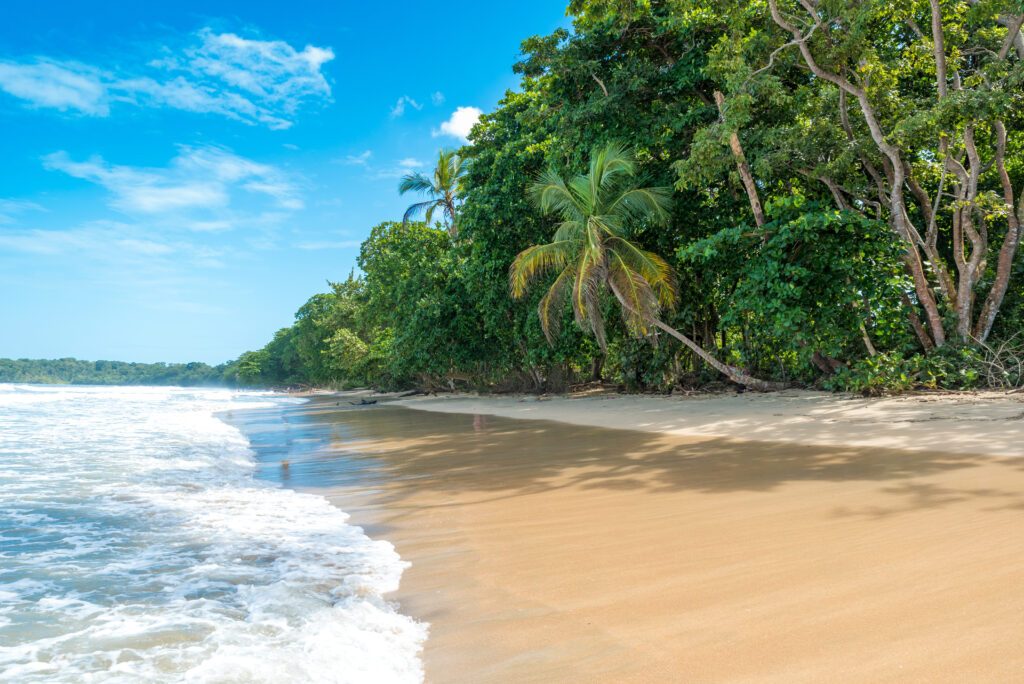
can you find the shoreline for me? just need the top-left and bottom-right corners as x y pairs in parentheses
(246, 394), (1024, 682)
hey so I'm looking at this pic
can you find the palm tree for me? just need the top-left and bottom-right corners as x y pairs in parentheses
(398, 149), (469, 238)
(510, 142), (776, 390)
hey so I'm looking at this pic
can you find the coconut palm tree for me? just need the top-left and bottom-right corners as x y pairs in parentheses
(510, 142), (776, 390)
(398, 148), (469, 238)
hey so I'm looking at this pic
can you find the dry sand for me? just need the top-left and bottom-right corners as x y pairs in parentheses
(393, 390), (1024, 457)
(281, 394), (1024, 682)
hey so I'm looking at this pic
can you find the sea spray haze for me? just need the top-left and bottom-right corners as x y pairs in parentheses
(0, 385), (425, 682)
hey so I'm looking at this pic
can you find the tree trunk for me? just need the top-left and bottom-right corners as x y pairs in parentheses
(973, 121), (1021, 342)
(650, 318), (784, 391)
(714, 91), (767, 228)
(900, 292), (936, 352)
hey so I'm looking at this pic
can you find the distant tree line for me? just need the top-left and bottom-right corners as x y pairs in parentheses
(0, 358), (240, 387)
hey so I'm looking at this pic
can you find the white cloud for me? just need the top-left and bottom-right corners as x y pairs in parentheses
(398, 157), (424, 169)
(149, 28), (334, 128)
(339, 150), (372, 166)
(185, 219), (234, 232)
(0, 60), (109, 115)
(431, 91), (445, 106)
(434, 106), (483, 142)
(390, 95), (422, 118)
(43, 145), (303, 217)
(0, 28), (334, 128)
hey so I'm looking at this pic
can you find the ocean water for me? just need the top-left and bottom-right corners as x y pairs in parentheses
(0, 384), (425, 683)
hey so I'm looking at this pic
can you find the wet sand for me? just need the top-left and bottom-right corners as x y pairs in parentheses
(231, 399), (1024, 683)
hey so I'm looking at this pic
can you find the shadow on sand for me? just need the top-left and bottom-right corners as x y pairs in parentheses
(224, 399), (1024, 520)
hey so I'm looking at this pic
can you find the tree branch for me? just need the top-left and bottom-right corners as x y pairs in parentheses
(998, 13), (1024, 60)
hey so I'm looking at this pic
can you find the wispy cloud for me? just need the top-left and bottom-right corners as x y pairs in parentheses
(369, 157), (429, 180)
(334, 153), (422, 180)
(339, 150), (372, 166)
(433, 106), (483, 142)
(431, 91), (445, 106)
(43, 145), (303, 215)
(0, 60), (109, 115)
(0, 198), (46, 225)
(389, 95), (422, 118)
(0, 28), (334, 129)
(0, 220), (222, 266)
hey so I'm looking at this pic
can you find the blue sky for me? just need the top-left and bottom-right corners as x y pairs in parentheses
(0, 1), (569, 363)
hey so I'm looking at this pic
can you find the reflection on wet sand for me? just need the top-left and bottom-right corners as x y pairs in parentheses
(231, 400), (1024, 683)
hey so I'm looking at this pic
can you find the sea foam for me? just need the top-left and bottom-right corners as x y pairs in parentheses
(0, 384), (425, 683)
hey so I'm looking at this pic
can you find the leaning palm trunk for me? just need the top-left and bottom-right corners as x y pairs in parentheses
(649, 318), (782, 391)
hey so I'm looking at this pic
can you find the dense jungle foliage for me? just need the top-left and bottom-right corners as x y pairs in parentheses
(37, 0), (1024, 395)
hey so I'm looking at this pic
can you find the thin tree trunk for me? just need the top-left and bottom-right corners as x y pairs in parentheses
(714, 91), (766, 227)
(650, 318), (784, 391)
(860, 323), (878, 357)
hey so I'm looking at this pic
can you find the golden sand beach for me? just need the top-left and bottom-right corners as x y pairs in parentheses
(257, 393), (1024, 682)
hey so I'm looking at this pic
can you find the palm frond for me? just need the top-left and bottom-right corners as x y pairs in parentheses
(509, 241), (573, 299)
(552, 219), (585, 243)
(403, 199), (439, 224)
(537, 266), (575, 344)
(398, 172), (437, 196)
(593, 142), (635, 192)
(436, 149), (455, 186)
(568, 175), (596, 216)
(571, 247), (608, 350)
(529, 169), (585, 222)
(609, 185), (673, 227)
(607, 250), (660, 337)
(607, 237), (678, 309)
(590, 213), (624, 239)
